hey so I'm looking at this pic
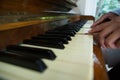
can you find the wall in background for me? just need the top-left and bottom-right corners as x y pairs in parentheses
(69, 0), (97, 17)
(77, 0), (97, 16)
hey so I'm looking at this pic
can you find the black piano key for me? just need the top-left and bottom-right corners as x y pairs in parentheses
(44, 33), (72, 40)
(38, 34), (72, 41)
(63, 30), (76, 34)
(32, 36), (68, 44)
(58, 30), (76, 35)
(65, 20), (87, 32)
(0, 51), (47, 72)
(6, 45), (56, 60)
(29, 38), (64, 44)
(58, 26), (78, 32)
(46, 31), (75, 36)
(53, 27), (76, 34)
(23, 39), (65, 49)
(58, 24), (80, 32)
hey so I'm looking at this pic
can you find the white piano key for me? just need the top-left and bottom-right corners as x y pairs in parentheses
(77, 20), (93, 34)
(20, 35), (93, 80)
(21, 35), (93, 64)
(0, 61), (81, 80)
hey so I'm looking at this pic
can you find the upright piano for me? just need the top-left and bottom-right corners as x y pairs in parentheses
(0, 0), (108, 80)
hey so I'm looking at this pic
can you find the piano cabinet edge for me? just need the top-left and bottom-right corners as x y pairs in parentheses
(69, 15), (95, 22)
(0, 24), (53, 50)
(0, 18), (70, 50)
(0, 15), (93, 50)
(93, 45), (109, 80)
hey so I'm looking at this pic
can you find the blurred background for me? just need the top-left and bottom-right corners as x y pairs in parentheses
(70, 0), (120, 19)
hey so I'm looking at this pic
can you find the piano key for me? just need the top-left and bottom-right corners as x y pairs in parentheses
(20, 35), (93, 80)
(36, 35), (68, 42)
(28, 38), (64, 44)
(0, 20), (93, 80)
(63, 30), (76, 34)
(32, 36), (68, 44)
(46, 30), (75, 36)
(21, 35), (93, 64)
(0, 61), (84, 80)
(52, 29), (76, 34)
(0, 51), (47, 72)
(55, 21), (86, 32)
(6, 45), (56, 60)
(38, 34), (72, 41)
(23, 39), (65, 49)
(55, 25), (77, 30)
(77, 20), (93, 34)
(44, 33), (72, 40)
(55, 26), (78, 32)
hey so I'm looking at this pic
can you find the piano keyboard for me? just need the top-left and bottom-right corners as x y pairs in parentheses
(0, 20), (93, 80)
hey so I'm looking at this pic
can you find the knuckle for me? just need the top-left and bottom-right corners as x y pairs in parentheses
(105, 39), (112, 47)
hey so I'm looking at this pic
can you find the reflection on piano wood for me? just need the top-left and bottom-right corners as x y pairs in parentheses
(0, 0), (108, 80)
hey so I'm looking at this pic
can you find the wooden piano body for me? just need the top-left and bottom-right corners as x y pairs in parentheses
(0, 0), (108, 80)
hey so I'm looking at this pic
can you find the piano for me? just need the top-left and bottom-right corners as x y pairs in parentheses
(0, 0), (108, 80)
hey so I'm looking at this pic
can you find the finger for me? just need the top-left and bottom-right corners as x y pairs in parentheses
(89, 22), (109, 33)
(99, 24), (115, 40)
(89, 25), (102, 33)
(105, 29), (120, 49)
(116, 40), (120, 48)
(91, 15), (108, 28)
(98, 26), (114, 48)
(98, 32), (106, 48)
